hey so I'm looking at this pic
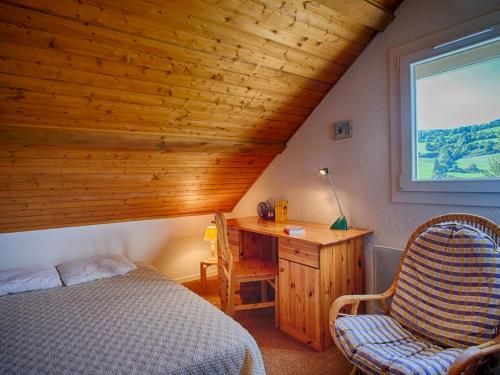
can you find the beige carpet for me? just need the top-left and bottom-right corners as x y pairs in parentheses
(183, 278), (352, 375)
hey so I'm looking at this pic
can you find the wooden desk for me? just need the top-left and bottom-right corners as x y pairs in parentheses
(226, 217), (372, 351)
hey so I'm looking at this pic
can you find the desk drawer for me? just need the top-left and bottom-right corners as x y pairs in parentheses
(279, 238), (319, 268)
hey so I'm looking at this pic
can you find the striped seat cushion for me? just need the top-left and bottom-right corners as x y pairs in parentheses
(390, 222), (500, 348)
(334, 315), (462, 375)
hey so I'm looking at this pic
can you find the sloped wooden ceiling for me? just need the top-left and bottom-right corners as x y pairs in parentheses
(0, 0), (402, 233)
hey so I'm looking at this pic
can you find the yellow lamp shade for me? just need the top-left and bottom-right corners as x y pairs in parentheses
(203, 225), (217, 242)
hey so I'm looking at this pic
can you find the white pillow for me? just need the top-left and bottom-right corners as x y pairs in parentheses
(57, 254), (137, 286)
(0, 265), (62, 296)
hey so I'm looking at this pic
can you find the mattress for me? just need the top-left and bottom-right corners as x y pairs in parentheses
(0, 263), (266, 375)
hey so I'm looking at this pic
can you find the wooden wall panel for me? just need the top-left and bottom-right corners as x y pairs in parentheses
(0, 147), (272, 232)
(0, 0), (401, 232)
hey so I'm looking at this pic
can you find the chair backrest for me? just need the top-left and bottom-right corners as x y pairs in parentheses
(214, 212), (234, 310)
(390, 214), (500, 349)
(214, 211), (234, 269)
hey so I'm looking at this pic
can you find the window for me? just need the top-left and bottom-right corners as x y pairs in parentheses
(413, 40), (500, 181)
(390, 13), (500, 206)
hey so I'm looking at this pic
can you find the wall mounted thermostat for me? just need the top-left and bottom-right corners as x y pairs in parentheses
(332, 120), (352, 140)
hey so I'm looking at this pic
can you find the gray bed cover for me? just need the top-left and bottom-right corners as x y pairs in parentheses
(0, 263), (266, 375)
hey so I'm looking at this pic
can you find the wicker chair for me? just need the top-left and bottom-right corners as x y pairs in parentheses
(330, 214), (500, 375)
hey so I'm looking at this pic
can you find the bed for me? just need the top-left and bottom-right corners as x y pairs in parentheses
(0, 263), (266, 375)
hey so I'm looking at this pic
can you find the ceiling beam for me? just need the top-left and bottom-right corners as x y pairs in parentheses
(0, 126), (286, 155)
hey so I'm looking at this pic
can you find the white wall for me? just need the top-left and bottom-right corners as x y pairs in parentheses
(232, 0), (500, 292)
(0, 215), (216, 282)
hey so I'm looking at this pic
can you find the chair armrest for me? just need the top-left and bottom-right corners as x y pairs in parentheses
(329, 290), (393, 323)
(448, 338), (500, 375)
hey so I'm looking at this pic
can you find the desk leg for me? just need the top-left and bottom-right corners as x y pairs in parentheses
(261, 281), (268, 302)
(275, 275), (279, 327)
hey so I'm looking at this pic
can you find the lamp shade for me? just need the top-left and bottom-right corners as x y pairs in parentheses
(203, 225), (217, 242)
(318, 167), (329, 176)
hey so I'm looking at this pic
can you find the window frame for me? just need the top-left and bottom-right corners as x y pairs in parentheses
(389, 10), (500, 207)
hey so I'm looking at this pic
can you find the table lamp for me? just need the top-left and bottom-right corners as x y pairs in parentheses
(318, 168), (348, 230)
(203, 225), (218, 258)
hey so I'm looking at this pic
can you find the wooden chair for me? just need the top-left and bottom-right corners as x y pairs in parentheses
(329, 214), (500, 375)
(214, 212), (279, 324)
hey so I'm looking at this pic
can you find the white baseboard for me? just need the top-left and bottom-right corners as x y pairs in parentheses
(174, 269), (218, 284)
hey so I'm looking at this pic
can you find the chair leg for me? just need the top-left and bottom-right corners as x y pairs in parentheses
(220, 275), (227, 313)
(228, 277), (235, 317)
(350, 367), (358, 375)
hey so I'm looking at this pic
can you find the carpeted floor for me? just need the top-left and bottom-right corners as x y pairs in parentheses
(183, 277), (352, 375)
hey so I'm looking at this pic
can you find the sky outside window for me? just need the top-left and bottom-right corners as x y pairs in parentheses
(416, 57), (500, 130)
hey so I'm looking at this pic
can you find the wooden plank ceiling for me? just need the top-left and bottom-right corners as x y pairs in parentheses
(0, 0), (402, 233)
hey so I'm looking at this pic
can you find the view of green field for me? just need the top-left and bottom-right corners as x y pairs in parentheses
(416, 119), (500, 180)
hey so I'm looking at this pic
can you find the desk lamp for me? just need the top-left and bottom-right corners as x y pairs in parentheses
(203, 225), (218, 258)
(318, 168), (348, 230)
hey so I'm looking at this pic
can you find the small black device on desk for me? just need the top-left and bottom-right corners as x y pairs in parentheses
(257, 201), (275, 220)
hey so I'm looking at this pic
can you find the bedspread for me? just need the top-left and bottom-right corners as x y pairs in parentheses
(0, 263), (266, 375)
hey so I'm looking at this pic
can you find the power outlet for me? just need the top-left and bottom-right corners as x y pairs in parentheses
(332, 120), (352, 140)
